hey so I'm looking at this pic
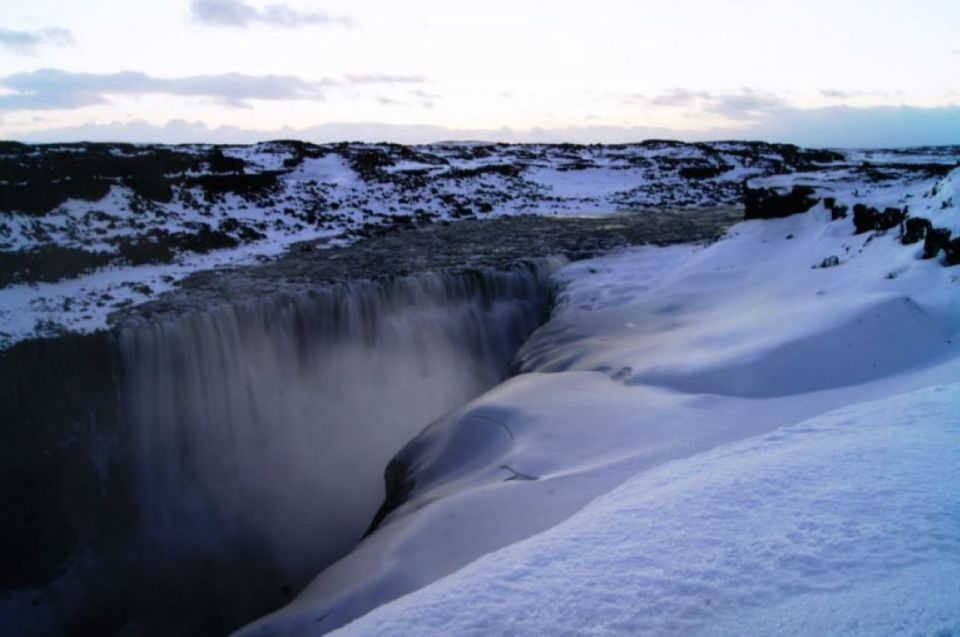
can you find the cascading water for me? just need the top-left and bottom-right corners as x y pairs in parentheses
(2, 209), (742, 636)
(109, 262), (558, 633)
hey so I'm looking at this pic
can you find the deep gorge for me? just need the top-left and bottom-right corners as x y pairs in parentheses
(1, 263), (558, 636)
(1, 210), (741, 636)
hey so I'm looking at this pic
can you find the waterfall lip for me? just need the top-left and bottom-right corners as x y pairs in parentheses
(110, 208), (741, 330)
(2, 252), (563, 636)
(0, 206), (738, 635)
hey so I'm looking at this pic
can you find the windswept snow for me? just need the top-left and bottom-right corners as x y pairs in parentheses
(237, 160), (960, 636)
(331, 383), (960, 637)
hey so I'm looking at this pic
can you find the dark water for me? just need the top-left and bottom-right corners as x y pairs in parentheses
(2, 264), (557, 637)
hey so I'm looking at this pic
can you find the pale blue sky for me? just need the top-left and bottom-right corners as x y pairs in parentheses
(1, 0), (958, 146)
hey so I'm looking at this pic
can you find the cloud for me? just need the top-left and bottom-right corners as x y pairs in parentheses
(0, 69), (426, 111)
(9, 104), (960, 148)
(0, 28), (74, 55)
(624, 88), (786, 119)
(819, 88), (907, 102)
(820, 88), (851, 99)
(704, 89), (786, 118)
(190, 0), (352, 28)
(345, 73), (426, 85)
(647, 88), (711, 107)
(0, 69), (327, 110)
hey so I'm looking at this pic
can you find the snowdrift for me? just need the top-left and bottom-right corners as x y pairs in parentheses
(239, 166), (960, 636)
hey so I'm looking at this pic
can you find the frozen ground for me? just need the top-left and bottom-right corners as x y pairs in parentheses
(238, 159), (960, 635)
(331, 383), (960, 637)
(3, 141), (955, 348)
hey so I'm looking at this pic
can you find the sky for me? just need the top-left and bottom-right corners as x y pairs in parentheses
(1, 0), (958, 147)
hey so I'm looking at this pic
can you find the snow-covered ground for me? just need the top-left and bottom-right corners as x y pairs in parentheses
(3, 141), (960, 635)
(237, 162), (960, 636)
(331, 383), (960, 637)
(7, 140), (951, 348)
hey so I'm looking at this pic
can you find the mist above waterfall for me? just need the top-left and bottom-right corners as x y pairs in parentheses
(1, 191), (747, 636)
(117, 265), (556, 614)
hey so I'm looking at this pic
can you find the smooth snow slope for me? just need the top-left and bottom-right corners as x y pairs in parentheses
(237, 172), (960, 636)
(332, 383), (960, 637)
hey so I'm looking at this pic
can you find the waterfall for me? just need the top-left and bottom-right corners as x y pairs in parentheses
(115, 262), (559, 611)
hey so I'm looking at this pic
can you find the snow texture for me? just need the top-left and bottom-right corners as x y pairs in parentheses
(331, 383), (960, 637)
(5, 141), (955, 348)
(237, 155), (960, 636)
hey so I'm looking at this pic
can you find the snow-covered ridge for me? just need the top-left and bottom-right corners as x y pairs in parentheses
(1, 140), (958, 348)
(332, 383), (960, 637)
(237, 160), (960, 635)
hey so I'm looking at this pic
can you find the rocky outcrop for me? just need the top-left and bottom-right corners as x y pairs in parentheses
(946, 238), (960, 266)
(743, 185), (820, 219)
(924, 228), (953, 259)
(0, 143), (251, 215)
(852, 204), (906, 234)
(678, 165), (732, 179)
(824, 197), (849, 220)
(364, 457), (415, 537)
(902, 217), (933, 245)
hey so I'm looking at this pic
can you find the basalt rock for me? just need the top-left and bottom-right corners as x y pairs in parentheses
(744, 185), (820, 220)
(679, 165), (732, 179)
(364, 458), (415, 538)
(946, 238), (960, 266)
(852, 204), (878, 234)
(879, 207), (907, 231)
(824, 197), (849, 220)
(853, 204), (907, 235)
(923, 227), (952, 259)
(902, 217), (933, 245)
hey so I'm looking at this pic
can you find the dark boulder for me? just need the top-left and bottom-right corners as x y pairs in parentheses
(817, 255), (841, 268)
(923, 228), (952, 259)
(854, 204), (907, 234)
(852, 204), (880, 234)
(902, 217), (932, 245)
(208, 148), (245, 173)
(364, 457), (415, 538)
(125, 174), (174, 203)
(446, 164), (521, 179)
(679, 165), (732, 179)
(186, 171), (281, 199)
(946, 238), (960, 266)
(879, 207), (907, 231)
(823, 197), (849, 220)
(744, 185), (820, 219)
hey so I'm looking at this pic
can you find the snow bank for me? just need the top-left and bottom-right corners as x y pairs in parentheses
(236, 165), (960, 635)
(332, 383), (960, 636)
